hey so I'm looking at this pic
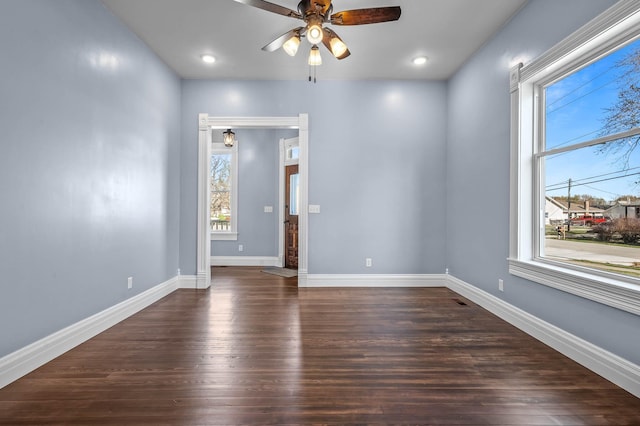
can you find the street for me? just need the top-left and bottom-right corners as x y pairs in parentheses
(545, 237), (640, 266)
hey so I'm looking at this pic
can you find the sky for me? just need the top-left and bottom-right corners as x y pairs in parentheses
(545, 38), (640, 203)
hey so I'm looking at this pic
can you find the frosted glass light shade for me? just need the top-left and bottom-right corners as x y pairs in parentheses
(308, 45), (322, 66)
(330, 38), (348, 58)
(283, 36), (300, 56)
(307, 24), (323, 45)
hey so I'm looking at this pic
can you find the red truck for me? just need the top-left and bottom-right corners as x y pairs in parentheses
(570, 215), (609, 226)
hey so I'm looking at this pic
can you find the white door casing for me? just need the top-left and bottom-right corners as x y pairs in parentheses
(197, 114), (309, 288)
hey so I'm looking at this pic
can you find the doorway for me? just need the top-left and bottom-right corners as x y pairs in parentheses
(285, 164), (299, 269)
(196, 114), (309, 289)
(280, 136), (300, 270)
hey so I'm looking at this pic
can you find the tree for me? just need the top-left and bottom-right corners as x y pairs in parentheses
(614, 194), (640, 203)
(597, 47), (640, 167)
(552, 194), (607, 207)
(210, 154), (231, 220)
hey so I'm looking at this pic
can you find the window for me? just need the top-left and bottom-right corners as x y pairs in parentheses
(289, 173), (299, 215)
(510, 2), (640, 315)
(284, 138), (300, 165)
(210, 142), (238, 240)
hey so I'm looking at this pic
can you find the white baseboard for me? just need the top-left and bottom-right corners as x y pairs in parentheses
(3, 271), (638, 400)
(211, 256), (279, 267)
(446, 274), (640, 399)
(178, 274), (199, 289)
(0, 275), (180, 389)
(303, 274), (447, 288)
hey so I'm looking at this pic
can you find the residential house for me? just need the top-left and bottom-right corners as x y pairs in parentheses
(567, 200), (606, 220)
(605, 201), (640, 219)
(545, 196), (567, 225)
(1, 0), (639, 402)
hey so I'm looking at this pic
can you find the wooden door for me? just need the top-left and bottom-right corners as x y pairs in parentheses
(285, 164), (299, 269)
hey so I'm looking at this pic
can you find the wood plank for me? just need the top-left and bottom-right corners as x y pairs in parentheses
(0, 266), (638, 424)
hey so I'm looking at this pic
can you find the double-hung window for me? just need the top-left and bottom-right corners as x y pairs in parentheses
(510, 1), (640, 315)
(210, 142), (238, 240)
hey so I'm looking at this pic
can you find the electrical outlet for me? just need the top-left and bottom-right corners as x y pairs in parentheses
(366, 258), (372, 267)
(445, 268), (449, 274)
(127, 276), (133, 289)
(498, 279), (504, 292)
(238, 244), (244, 252)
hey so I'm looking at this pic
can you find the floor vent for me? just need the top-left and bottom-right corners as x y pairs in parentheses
(452, 298), (468, 306)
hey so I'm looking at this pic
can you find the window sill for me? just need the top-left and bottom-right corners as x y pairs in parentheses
(211, 232), (238, 241)
(508, 258), (640, 315)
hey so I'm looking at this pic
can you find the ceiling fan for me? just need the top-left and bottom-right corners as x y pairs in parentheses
(233, 0), (401, 64)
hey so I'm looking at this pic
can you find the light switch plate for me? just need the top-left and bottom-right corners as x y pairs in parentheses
(309, 204), (321, 214)
(264, 206), (273, 213)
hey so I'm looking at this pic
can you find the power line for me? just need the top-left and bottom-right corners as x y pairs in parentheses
(547, 77), (618, 115)
(546, 172), (640, 191)
(546, 62), (620, 109)
(582, 184), (622, 198)
(546, 127), (604, 151)
(546, 166), (640, 189)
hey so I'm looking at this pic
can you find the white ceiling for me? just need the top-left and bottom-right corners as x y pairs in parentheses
(101, 0), (528, 80)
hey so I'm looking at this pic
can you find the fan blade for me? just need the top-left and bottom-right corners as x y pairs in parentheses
(262, 27), (304, 52)
(322, 28), (350, 60)
(233, 0), (303, 19)
(330, 6), (401, 25)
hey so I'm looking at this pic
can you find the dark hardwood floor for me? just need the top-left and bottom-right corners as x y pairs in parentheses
(1, 266), (639, 424)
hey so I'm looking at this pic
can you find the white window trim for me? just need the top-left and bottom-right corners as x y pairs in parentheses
(509, 0), (640, 316)
(210, 142), (238, 241)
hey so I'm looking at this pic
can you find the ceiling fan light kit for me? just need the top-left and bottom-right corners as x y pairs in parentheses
(234, 0), (401, 81)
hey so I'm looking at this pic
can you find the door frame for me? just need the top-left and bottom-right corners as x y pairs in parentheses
(196, 114), (309, 288)
(278, 137), (299, 268)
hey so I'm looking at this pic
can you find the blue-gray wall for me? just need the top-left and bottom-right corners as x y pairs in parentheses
(180, 80), (448, 275)
(0, 0), (181, 357)
(446, 0), (640, 365)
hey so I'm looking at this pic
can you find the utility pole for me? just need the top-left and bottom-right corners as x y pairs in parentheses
(567, 178), (572, 231)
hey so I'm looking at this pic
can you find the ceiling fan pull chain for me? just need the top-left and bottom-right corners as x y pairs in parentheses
(308, 64), (317, 84)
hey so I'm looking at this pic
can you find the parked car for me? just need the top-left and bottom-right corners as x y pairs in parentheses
(570, 215), (609, 226)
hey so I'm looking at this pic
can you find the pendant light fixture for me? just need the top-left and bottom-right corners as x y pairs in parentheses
(223, 129), (236, 147)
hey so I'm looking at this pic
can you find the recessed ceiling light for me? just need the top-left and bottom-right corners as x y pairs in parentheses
(201, 54), (216, 64)
(412, 56), (428, 65)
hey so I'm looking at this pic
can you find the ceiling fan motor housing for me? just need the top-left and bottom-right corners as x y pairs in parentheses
(298, 0), (333, 19)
